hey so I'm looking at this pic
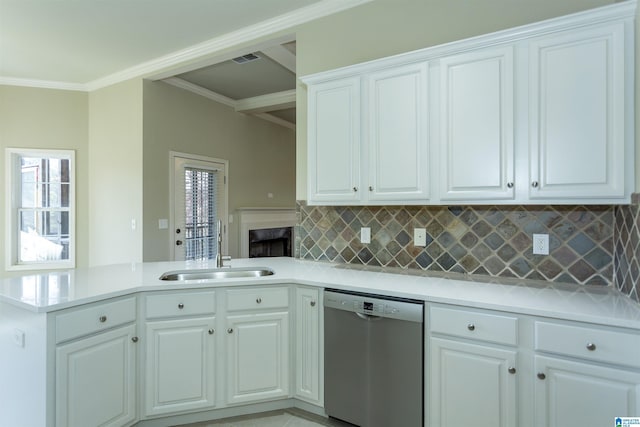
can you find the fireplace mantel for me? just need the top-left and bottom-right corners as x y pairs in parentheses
(237, 208), (296, 258)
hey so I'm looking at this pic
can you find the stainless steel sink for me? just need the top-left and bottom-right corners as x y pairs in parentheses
(159, 267), (274, 281)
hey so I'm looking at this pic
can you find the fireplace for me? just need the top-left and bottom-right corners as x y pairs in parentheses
(248, 227), (293, 258)
(237, 208), (296, 258)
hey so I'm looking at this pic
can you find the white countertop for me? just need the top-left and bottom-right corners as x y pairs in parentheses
(2, 257), (640, 329)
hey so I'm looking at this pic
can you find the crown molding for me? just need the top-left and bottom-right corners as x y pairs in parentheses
(0, 76), (87, 92)
(235, 90), (296, 113)
(255, 113), (296, 130)
(85, 0), (372, 91)
(163, 77), (236, 107)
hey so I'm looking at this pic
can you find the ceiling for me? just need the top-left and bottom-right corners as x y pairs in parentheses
(0, 0), (370, 128)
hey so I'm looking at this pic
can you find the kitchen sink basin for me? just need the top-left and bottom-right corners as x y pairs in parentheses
(159, 267), (274, 281)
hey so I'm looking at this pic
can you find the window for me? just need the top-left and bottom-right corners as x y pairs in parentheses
(5, 148), (75, 270)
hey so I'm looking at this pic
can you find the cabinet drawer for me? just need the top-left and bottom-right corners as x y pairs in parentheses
(226, 287), (289, 311)
(146, 291), (216, 319)
(430, 305), (518, 346)
(535, 321), (640, 368)
(56, 297), (136, 343)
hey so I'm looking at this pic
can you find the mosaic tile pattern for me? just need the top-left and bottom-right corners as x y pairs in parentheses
(295, 202), (615, 286)
(614, 196), (640, 302)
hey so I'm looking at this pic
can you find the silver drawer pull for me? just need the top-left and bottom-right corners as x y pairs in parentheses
(586, 342), (596, 351)
(537, 372), (546, 380)
(256, 297), (262, 304)
(310, 301), (316, 307)
(208, 329), (215, 335)
(508, 366), (516, 374)
(131, 336), (139, 343)
(99, 315), (107, 323)
(467, 323), (475, 331)
(227, 328), (233, 334)
(178, 303), (184, 309)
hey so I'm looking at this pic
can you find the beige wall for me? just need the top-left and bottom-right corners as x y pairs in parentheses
(88, 79), (144, 266)
(0, 85), (89, 274)
(294, 0), (617, 199)
(142, 80), (295, 261)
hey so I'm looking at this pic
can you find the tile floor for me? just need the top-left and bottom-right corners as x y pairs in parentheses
(175, 408), (352, 427)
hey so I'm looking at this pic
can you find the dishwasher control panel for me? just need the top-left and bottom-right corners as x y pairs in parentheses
(324, 289), (423, 323)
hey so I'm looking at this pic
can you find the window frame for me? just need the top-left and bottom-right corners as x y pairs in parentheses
(5, 148), (76, 271)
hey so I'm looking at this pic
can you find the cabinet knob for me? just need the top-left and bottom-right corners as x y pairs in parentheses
(507, 182), (514, 188)
(353, 187), (358, 192)
(131, 336), (139, 343)
(467, 323), (475, 331)
(227, 328), (233, 334)
(369, 186), (374, 191)
(176, 240), (183, 246)
(586, 342), (596, 351)
(531, 181), (539, 188)
(178, 303), (184, 309)
(208, 329), (215, 335)
(310, 301), (316, 307)
(537, 372), (546, 380)
(99, 315), (107, 323)
(508, 366), (516, 374)
(256, 297), (262, 304)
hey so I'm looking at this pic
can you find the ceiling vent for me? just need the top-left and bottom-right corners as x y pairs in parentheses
(232, 53), (261, 64)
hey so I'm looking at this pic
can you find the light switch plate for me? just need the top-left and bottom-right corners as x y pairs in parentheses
(414, 228), (427, 247)
(360, 227), (371, 244)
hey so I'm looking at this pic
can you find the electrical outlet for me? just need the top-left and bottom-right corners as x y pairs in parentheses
(414, 228), (427, 247)
(360, 227), (371, 244)
(533, 233), (549, 255)
(13, 329), (25, 348)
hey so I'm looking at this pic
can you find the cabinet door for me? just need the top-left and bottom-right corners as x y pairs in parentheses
(367, 62), (430, 202)
(307, 77), (361, 204)
(56, 324), (137, 427)
(528, 22), (626, 199)
(144, 317), (216, 416)
(226, 311), (289, 404)
(439, 46), (515, 201)
(295, 287), (322, 405)
(430, 337), (517, 427)
(535, 355), (640, 427)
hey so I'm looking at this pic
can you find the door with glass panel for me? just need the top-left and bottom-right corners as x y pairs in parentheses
(172, 154), (227, 262)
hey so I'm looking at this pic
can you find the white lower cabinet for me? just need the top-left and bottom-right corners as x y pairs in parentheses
(143, 291), (217, 417)
(295, 286), (322, 405)
(55, 297), (138, 427)
(429, 304), (518, 427)
(225, 287), (290, 405)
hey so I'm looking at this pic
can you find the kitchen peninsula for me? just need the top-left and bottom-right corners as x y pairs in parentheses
(1, 257), (639, 427)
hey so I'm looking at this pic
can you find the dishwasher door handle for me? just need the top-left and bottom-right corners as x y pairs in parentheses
(356, 312), (382, 320)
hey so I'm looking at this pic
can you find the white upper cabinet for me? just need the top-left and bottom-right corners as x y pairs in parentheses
(528, 22), (628, 200)
(367, 62), (430, 202)
(302, 1), (634, 205)
(438, 46), (515, 201)
(307, 78), (361, 203)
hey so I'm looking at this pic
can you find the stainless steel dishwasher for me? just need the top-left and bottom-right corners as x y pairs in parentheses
(324, 289), (424, 427)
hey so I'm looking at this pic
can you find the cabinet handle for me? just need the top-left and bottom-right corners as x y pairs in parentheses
(256, 297), (262, 304)
(131, 336), (139, 343)
(99, 315), (107, 323)
(227, 328), (233, 334)
(537, 372), (546, 380)
(508, 366), (516, 374)
(353, 187), (358, 192)
(310, 301), (316, 307)
(531, 181), (539, 188)
(178, 303), (184, 309)
(369, 186), (374, 191)
(586, 342), (596, 351)
(507, 182), (514, 188)
(208, 329), (215, 335)
(467, 323), (475, 331)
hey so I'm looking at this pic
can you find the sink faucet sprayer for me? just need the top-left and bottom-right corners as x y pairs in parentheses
(216, 219), (231, 268)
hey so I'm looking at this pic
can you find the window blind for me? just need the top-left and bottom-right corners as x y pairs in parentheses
(183, 167), (219, 261)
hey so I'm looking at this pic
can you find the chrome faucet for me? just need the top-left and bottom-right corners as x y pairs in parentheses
(216, 220), (231, 268)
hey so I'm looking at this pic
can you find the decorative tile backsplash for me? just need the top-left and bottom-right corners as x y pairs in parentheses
(295, 201), (615, 286)
(614, 196), (640, 302)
